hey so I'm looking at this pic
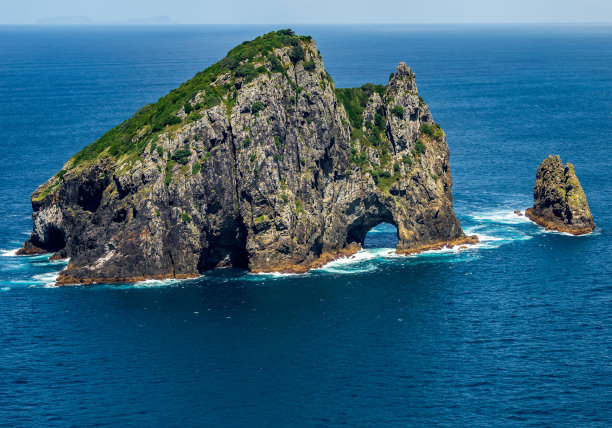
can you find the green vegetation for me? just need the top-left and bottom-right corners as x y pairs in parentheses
(254, 214), (269, 224)
(414, 139), (426, 155)
(181, 213), (192, 223)
(335, 83), (386, 130)
(391, 105), (404, 119)
(192, 162), (201, 175)
(187, 112), (202, 122)
(251, 101), (265, 115)
(295, 199), (304, 215)
(289, 45), (305, 64)
(350, 148), (368, 168)
(155, 210), (161, 217)
(303, 60), (316, 72)
(370, 167), (400, 193)
(420, 122), (444, 139)
(164, 159), (176, 186)
(171, 149), (191, 165)
(67, 29), (313, 170)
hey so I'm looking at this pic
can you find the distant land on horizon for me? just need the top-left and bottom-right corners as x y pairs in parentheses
(34, 15), (177, 25)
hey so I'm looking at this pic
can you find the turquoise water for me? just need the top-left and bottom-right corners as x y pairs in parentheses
(0, 25), (611, 426)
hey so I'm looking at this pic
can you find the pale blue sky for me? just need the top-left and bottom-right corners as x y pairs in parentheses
(2, 0), (612, 24)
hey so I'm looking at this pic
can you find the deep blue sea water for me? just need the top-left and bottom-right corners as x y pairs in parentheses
(1, 25), (611, 426)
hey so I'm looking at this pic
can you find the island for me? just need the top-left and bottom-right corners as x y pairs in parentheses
(18, 30), (477, 285)
(525, 155), (595, 235)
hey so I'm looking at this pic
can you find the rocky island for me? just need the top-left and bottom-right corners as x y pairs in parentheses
(525, 155), (595, 235)
(19, 30), (477, 285)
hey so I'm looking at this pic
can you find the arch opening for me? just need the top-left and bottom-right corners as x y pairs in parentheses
(363, 222), (399, 249)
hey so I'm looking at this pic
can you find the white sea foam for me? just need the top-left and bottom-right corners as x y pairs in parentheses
(133, 278), (183, 288)
(0, 249), (19, 257)
(536, 227), (596, 238)
(250, 271), (302, 278)
(0, 287), (10, 292)
(32, 272), (61, 287)
(468, 209), (533, 225)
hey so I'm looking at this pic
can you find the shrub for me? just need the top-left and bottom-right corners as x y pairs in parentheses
(360, 83), (386, 98)
(289, 45), (305, 64)
(251, 102), (265, 115)
(276, 29), (295, 36)
(192, 162), (201, 175)
(393, 162), (400, 172)
(402, 154), (413, 167)
(249, 154), (257, 162)
(235, 64), (258, 83)
(268, 55), (284, 73)
(219, 56), (239, 70)
(281, 193), (289, 203)
(187, 112), (202, 122)
(391, 105), (404, 119)
(181, 213), (192, 223)
(243, 138), (251, 148)
(172, 149), (191, 165)
(152, 114), (181, 132)
(156, 146), (164, 157)
(274, 153), (282, 161)
(303, 60), (316, 72)
(414, 139), (426, 155)
(203, 91), (221, 108)
(184, 103), (194, 114)
(420, 122), (444, 139)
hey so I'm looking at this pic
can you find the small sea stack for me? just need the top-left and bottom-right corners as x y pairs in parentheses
(525, 155), (594, 235)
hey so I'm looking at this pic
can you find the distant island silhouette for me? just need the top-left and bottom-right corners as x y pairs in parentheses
(35, 16), (176, 25)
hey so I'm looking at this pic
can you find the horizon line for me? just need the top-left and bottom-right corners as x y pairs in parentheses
(2, 22), (612, 26)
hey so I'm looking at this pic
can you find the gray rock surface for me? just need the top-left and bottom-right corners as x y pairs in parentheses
(19, 31), (475, 284)
(525, 155), (595, 235)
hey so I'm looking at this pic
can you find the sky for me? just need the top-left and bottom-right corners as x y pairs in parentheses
(1, 0), (612, 24)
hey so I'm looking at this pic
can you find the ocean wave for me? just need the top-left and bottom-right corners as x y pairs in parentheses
(32, 272), (61, 287)
(467, 209), (533, 225)
(0, 248), (20, 257)
(133, 278), (183, 288)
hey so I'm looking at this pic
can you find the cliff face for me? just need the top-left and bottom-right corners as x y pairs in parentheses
(19, 30), (474, 284)
(525, 155), (594, 235)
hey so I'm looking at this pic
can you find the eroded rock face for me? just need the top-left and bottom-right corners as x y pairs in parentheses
(19, 31), (475, 284)
(525, 155), (595, 235)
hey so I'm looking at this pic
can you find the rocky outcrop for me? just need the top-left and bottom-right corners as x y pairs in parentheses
(19, 30), (476, 284)
(525, 155), (595, 235)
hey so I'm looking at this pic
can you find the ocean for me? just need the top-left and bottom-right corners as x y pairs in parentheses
(0, 25), (611, 426)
